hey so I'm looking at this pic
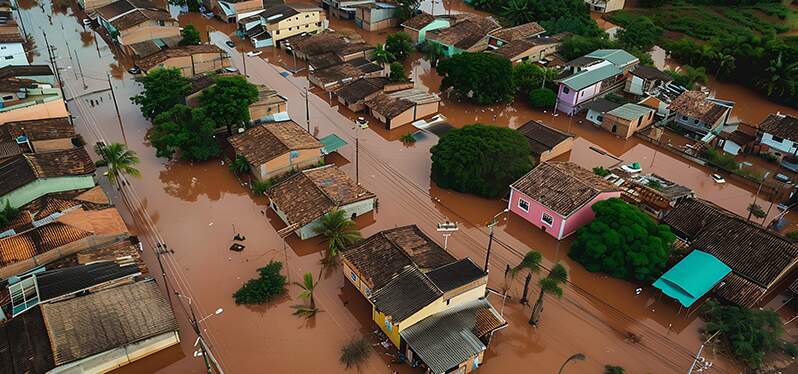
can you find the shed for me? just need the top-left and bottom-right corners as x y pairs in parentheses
(653, 250), (731, 307)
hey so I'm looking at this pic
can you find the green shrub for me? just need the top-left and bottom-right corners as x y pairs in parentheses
(399, 133), (416, 144)
(252, 179), (273, 196)
(703, 300), (784, 368)
(233, 261), (287, 304)
(593, 166), (610, 177)
(702, 147), (738, 171)
(0, 200), (19, 227)
(527, 88), (556, 108)
(605, 365), (625, 374)
(786, 231), (798, 241)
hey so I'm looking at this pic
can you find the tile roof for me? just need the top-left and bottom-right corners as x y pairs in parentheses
(365, 88), (440, 118)
(1, 189), (111, 234)
(511, 161), (618, 217)
(0, 222), (92, 266)
(24, 148), (96, 178)
(488, 22), (545, 43)
(0, 31), (24, 44)
(267, 165), (375, 227)
(759, 113), (798, 143)
(258, 4), (299, 24)
(1, 117), (75, 141)
(0, 65), (53, 79)
(0, 140), (22, 159)
(228, 121), (321, 166)
(95, 0), (136, 20)
(311, 59), (382, 86)
(41, 281), (178, 366)
(0, 307), (55, 374)
(516, 120), (573, 156)
(110, 8), (173, 31)
(399, 299), (505, 374)
(427, 17), (500, 50)
(336, 77), (390, 103)
(0, 155), (36, 196)
(291, 32), (366, 58)
(426, 258), (486, 292)
(370, 266), (442, 323)
(606, 103), (654, 121)
(584, 98), (622, 113)
(401, 12), (436, 30)
(667, 91), (729, 124)
(138, 44), (225, 71)
(307, 51), (344, 70)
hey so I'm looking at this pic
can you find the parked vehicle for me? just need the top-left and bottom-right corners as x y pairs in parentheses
(621, 162), (642, 173)
(82, 18), (93, 27)
(712, 173), (726, 184)
(225, 40), (235, 48)
(127, 66), (141, 74)
(246, 50), (262, 57)
(775, 173), (791, 183)
(223, 66), (239, 73)
(355, 117), (368, 129)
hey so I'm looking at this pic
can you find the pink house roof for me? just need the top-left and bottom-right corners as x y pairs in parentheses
(510, 161), (618, 216)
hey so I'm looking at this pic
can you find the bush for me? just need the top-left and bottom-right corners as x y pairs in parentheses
(701, 147), (738, 171)
(786, 231), (798, 242)
(605, 366), (625, 374)
(593, 166), (610, 177)
(385, 32), (413, 62)
(570, 198), (675, 281)
(389, 62), (407, 82)
(431, 124), (533, 198)
(0, 200), (19, 227)
(703, 300), (784, 368)
(340, 337), (371, 369)
(233, 261), (287, 304)
(527, 88), (556, 108)
(399, 133), (416, 144)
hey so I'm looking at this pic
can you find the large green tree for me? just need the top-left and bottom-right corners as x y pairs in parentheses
(394, 0), (420, 22)
(179, 24), (201, 46)
(437, 53), (516, 104)
(199, 75), (259, 134)
(513, 62), (559, 93)
(703, 300), (785, 368)
(131, 68), (191, 120)
(527, 88), (556, 108)
(569, 198), (675, 281)
(385, 32), (413, 62)
(616, 16), (662, 51)
(430, 124), (533, 198)
(502, 0), (535, 26)
(150, 104), (221, 161)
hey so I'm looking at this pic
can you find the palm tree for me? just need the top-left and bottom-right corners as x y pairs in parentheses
(502, 0), (534, 26)
(511, 250), (542, 304)
(372, 43), (394, 67)
(293, 272), (319, 317)
(314, 209), (362, 259)
(95, 142), (140, 189)
(539, 66), (560, 89)
(423, 42), (445, 68)
(715, 53), (735, 77)
(758, 52), (798, 97)
(529, 263), (567, 326)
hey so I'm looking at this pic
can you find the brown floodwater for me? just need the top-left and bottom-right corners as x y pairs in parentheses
(22, 1), (798, 373)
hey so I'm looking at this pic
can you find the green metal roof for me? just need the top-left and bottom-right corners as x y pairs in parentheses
(653, 250), (731, 307)
(558, 64), (620, 91)
(586, 49), (638, 66)
(607, 103), (653, 121)
(320, 134), (347, 155)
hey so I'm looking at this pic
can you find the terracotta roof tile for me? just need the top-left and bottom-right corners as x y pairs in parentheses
(24, 148), (96, 178)
(488, 22), (544, 43)
(667, 91), (729, 124)
(758, 113), (798, 143)
(427, 17), (500, 50)
(110, 8), (173, 31)
(0, 223), (92, 266)
(364, 93), (414, 118)
(401, 13), (436, 30)
(228, 121), (321, 166)
(1, 117), (75, 141)
(138, 44), (224, 71)
(511, 161), (617, 216)
(0, 155), (36, 196)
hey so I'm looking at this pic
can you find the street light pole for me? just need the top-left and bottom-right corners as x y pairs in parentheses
(485, 209), (510, 273)
(558, 353), (587, 374)
(107, 73), (127, 145)
(305, 86), (310, 133)
(175, 293), (222, 374)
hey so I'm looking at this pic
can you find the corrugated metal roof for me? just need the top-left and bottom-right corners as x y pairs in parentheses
(586, 49), (638, 66)
(606, 103), (653, 121)
(558, 64), (620, 91)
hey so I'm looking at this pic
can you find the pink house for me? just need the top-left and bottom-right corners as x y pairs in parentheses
(508, 161), (621, 239)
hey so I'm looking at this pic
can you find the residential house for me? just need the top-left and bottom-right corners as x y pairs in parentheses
(426, 16), (501, 57)
(0, 206), (129, 279)
(127, 35), (182, 59)
(341, 225), (506, 373)
(95, 0), (180, 51)
(365, 88), (441, 130)
(206, 0), (267, 23)
(239, 4), (327, 48)
(323, 0), (375, 20)
(0, 68), (67, 124)
(287, 32), (373, 63)
(662, 198), (798, 307)
(249, 85), (288, 122)
(335, 77), (391, 112)
(515, 120), (574, 163)
(353, 2), (398, 31)
(0, 65), (55, 86)
(0, 186), (111, 236)
(486, 22), (545, 49)
(0, 11), (26, 68)
(601, 103), (655, 138)
(400, 13), (452, 44)
(266, 165), (376, 239)
(584, 98), (621, 125)
(227, 120), (323, 181)
(509, 161), (621, 239)
(585, 0), (625, 13)
(0, 117), (77, 154)
(606, 169), (693, 219)
(0, 148), (96, 209)
(667, 90), (733, 139)
(757, 112), (798, 158)
(78, 0), (116, 11)
(309, 58), (383, 91)
(136, 45), (231, 77)
(555, 49), (639, 115)
(0, 281), (179, 373)
(637, 83), (688, 122)
(624, 65), (672, 96)
(489, 34), (564, 64)
(715, 122), (757, 156)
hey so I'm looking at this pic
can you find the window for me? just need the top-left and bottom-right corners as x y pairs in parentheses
(305, 14), (309, 18)
(364, 287), (371, 297)
(350, 272), (357, 282)
(773, 136), (784, 143)
(648, 112), (652, 120)
(681, 115), (688, 121)
(541, 213), (554, 226)
(562, 87), (569, 94)
(637, 117), (642, 127)
(597, 115), (603, 122)
(518, 198), (529, 212)
(693, 119), (699, 125)
(4, 56), (12, 60)
(384, 320), (393, 332)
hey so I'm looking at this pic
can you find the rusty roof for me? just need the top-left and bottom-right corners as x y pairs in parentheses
(138, 44), (224, 71)
(267, 165), (375, 227)
(364, 93), (415, 119)
(41, 281), (178, 366)
(1, 117), (75, 141)
(0, 307), (55, 374)
(401, 13), (436, 30)
(511, 161), (617, 217)
(427, 17), (500, 50)
(336, 77), (390, 103)
(311, 59), (382, 86)
(758, 113), (798, 143)
(291, 32), (363, 57)
(0, 155), (36, 196)
(24, 148), (96, 178)
(110, 8), (173, 31)
(1, 189), (111, 233)
(0, 222), (92, 266)
(667, 91), (729, 124)
(0, 65), (53, 79)
(488, 22), (545, 43)
(227, 121), (321, 166)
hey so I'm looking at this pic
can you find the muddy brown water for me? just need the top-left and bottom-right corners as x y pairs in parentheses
(20, 1), (798, 373)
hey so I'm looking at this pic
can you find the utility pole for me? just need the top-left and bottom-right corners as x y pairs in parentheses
(242, 53), (247, 77)
(485, 209), (510, 273)
(94, 32), (101, 58)
(688, 331), (718, 374)
(176, 293), (213, 374)
(355, 138), (359, 185)
(305, 86), (310, 133)
(107, 73), (127, 144)
(14, 4), (26, 39)
(75, 50), (86, 89)
(747, 171), (770, 221)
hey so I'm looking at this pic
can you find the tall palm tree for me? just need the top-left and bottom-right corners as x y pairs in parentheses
(314, 209), (362, 259)
(539, 66), (560, 89)
(529, 263), (567, 326)
(293, 272), (319, 317)
(715, 53), (735, 77)
(511, 250), (542, 304)
(95, 142), (140, 189)
(758, 52), (798, 97)
(502, 0), (534, 26)
(372, 44), (394, 67)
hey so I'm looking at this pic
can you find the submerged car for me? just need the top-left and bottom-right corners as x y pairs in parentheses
(355, 117), (368, 129)
(225, 40), (235, 48)
(127, 66), (141, 74)
(712, 173), (726, 184)
(246, 50), (262, 57)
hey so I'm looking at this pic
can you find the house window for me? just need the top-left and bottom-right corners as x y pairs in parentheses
(289, 150), (299, 159)
(518, 198), (529, 212)
(648, 112), (652, 120)
(773, 136), (784, 143)
(541, 213), (554, 226)
(350, 272), (357, 282)
(384, 320), (393, 332)
(364, 287), (371, 297)
(693, 119), (699, 125)
(562, 87), (569, 94)
(681, 115), (688, 121)
(4, 56), (12, 60)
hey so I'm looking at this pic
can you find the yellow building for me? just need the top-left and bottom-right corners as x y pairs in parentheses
(341, 225), (507, 374)
(239, 4), (327, 48)
(137, 45), (231, 77)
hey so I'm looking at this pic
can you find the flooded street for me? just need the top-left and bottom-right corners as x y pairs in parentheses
(21, 0), (798, 373)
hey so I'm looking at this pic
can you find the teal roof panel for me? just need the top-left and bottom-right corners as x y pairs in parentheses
(653, 250), (731, 307)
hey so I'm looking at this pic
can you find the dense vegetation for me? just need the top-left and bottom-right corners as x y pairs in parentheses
(233, 260), (287, 304)
(437, 53), (515, 104)
(469, 0), (602, 36)
(430, 124), (533, 198)
(131, 68), (191, 120)
(570, 198), (675, 281)
(199, 75), (260, 134)
(385, 32), (414, 62)
(179, 24), (201, 46)
(150, 105), (221, 161)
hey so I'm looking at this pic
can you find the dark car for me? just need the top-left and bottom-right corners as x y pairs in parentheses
(225, 40), (235, 48)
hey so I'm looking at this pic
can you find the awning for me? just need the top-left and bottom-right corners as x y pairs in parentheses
(653, 250), (731, 307)
(320, 134), (347, 155)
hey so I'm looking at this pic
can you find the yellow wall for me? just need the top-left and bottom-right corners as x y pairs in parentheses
(268, 10), (325, 43)
(119, 23), (181, 46)
(539, 136), (574, 162)
(257, 148), (321, 180)
(249, 101), (286, 121)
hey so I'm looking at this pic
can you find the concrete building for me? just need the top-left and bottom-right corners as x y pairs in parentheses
(555, 49), (639, 115)
(757, 113), (798, 158)
(515, 120), (574, 163)
(239, 4), (327, 48)
(400, 13), (452, 44)
(137, 45), (231, 77)
(227, 120), (323, 181)
(364, 88), (441, 130)
(0, 10), (27, 68)
(601, 103), (655, 138)
(353, 2), (398, 31)
(667, 90), (733, 139)
(426, 16), (501, 57)
(0, 148), (96, 209)
(95, 0), (180, 50)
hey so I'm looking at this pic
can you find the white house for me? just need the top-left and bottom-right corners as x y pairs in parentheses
(758, 112), (798, 157)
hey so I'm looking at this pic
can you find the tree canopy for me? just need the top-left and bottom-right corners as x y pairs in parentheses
(199, 75), (259, 133)
(389, 62), (407, 82)
(394, 0), (420, 21)
(385, 32), (413, 62)
(131, 68), (191, 120)
(431, 124), (533, 198)
(150, 104), (220, 161)
(569, 198), (675, 281)
(513, 62), (559, 93)
(703, 300), (786, 368)
(470, 0), (601, 36)
(616, 16), (662, 51)
(527, 88), (556, 108)
(179, 24), (201, 46)
(233, 260), (287, 304)
(437, 52), (516, 105)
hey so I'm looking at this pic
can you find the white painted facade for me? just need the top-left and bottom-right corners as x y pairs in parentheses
(760, 132), (798, 156)
(0, 42), (28, 68)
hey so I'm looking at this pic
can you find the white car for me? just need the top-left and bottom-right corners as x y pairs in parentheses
(712, 173), (726, 184)
(355, 117), (368, 129)
(223, 66), (239, 73)
(246, 50), (262, 57)
(82, 18), (93, 27)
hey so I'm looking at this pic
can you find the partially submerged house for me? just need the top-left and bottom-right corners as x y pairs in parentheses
(425, 16), (501, 57)
(227, 121), (323, 181)
(515, 120), (574, 163)
(136, 45), (231, 77)
(601, 103), (655, 139)
(205, 0), (272, 23)
(509, 162), (621, 240)
(309, 58), (384, 91)
(624, 65), (672, 97)
(584, 98), (621, 126)
(94, 0), (180, 51)
(489, 34), (564, 64)
(239, 4), (327, 48)
(287, 32), (373, 62)
(757, 112), (798, 159)
(486, 22), (545, 49)
(0, 117), (77, 154)
(715, 122), (757, 156)
(249, 85), (288, 122)
(353, 2), (398, 31)
(266, 165), (376, 239)
(365, 88), (441, 130)
(606, 169), (694, 219)
(0, 148), (96, 209)
(0, 12), (26, 68)
(341, 225), (506, 373)
(555, 49), (639, 115)
(585, 0), (625, 13)
(667, 90), (733, 139)
(400, 13), (452, 44)
(0, 280), (179, 373)
(662, 198), (798, 307)
(335, 77), (391, 112)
